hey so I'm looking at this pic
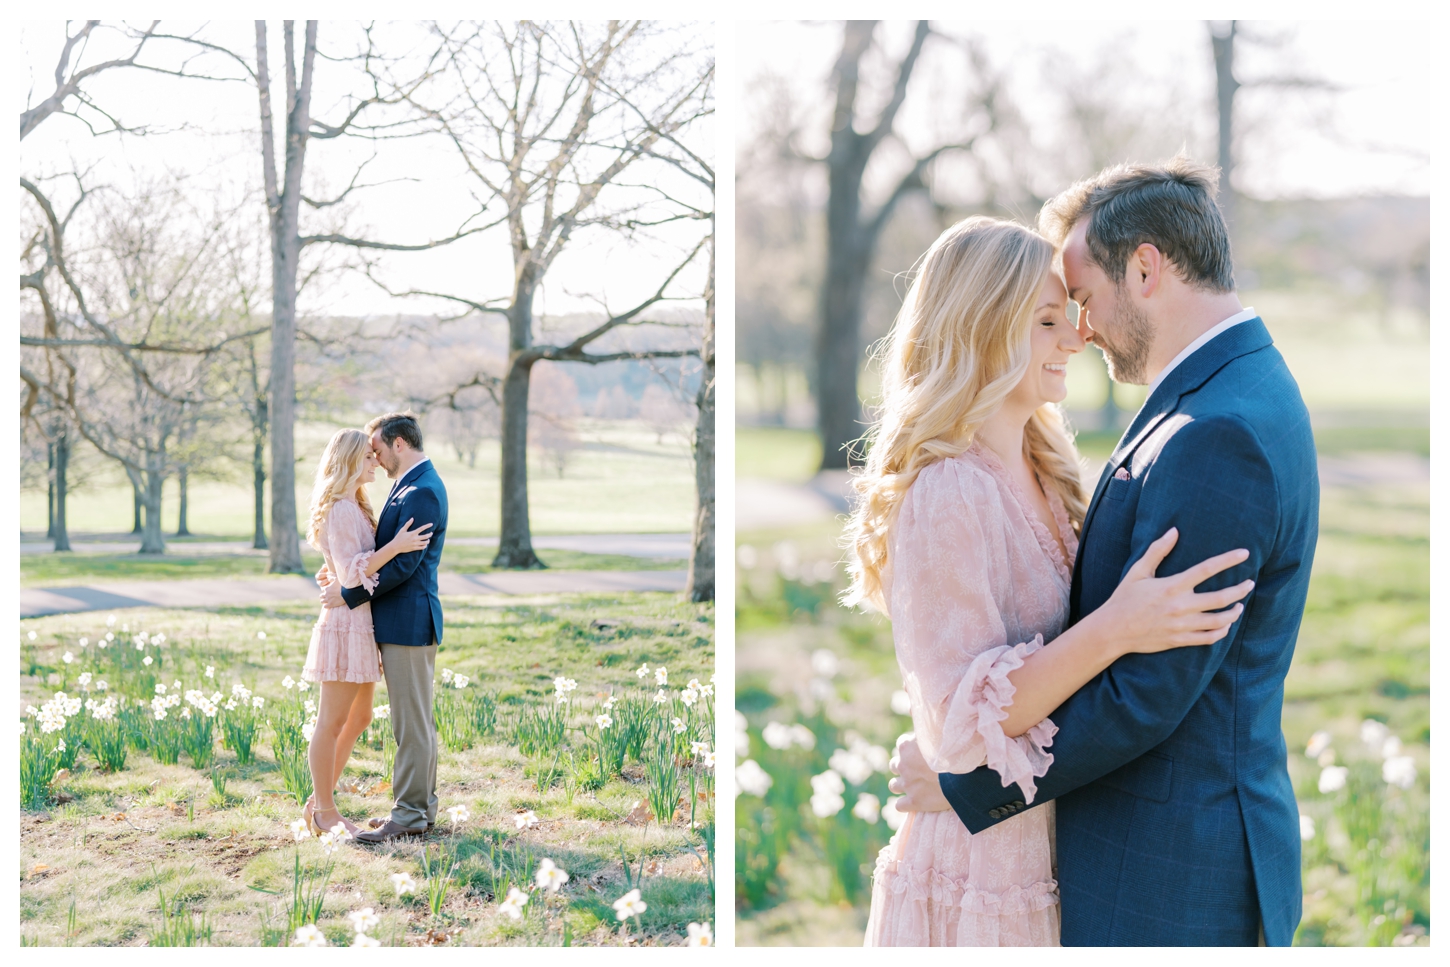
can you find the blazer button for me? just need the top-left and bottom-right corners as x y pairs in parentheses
(1012, 800), (1025, 809)
(988, 808), (1002, 819)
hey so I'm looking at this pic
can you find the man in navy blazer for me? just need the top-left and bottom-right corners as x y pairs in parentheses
(890, 158), (1318, 945)
(319, 412), (449, 843)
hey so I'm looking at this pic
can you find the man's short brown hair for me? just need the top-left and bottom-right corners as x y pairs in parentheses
(1040, 155), (1235, 293)
(366, 412), (424, 452)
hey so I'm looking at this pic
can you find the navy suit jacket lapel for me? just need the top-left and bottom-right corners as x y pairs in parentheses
(1073, 319), (1274, 603)
(380, 461), (430, 530)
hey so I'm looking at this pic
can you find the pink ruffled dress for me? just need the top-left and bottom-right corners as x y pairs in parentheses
(301, 498), (383, 684)
(864, 440), (1078, 947)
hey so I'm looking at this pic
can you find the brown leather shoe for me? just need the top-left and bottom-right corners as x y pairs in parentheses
(353, 820), (427, 844)
(367, 817), (434, 831)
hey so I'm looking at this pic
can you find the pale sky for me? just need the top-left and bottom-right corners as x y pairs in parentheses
(19, 20), (713, 322)
(737, 19), (1432, 201)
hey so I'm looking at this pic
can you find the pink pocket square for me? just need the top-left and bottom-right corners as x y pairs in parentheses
(1113, 467), (1131, 481)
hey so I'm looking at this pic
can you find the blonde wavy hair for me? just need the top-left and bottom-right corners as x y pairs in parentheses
(307, 428), (378, 548)
(843, 216), (1086, 614)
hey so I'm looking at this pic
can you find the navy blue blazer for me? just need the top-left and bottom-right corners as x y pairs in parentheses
(938, 319), (1318, 946)
(341, 457), (448, 647)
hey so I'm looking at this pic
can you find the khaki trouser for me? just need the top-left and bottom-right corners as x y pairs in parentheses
(379, 643), (438, 829)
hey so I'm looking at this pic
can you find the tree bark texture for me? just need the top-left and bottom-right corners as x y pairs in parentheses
(46, 442), (55, 539)
(131, 479), (143, 534)
(687, 236), (715, 602)
(175, 466), (191, 536)
(817, 20), (930, 470)
(1211, 21), (1239, 238)
(52, 433), (71, 552)
(493, 278), (542, 568)
(257, 20), (316, 573)
(253, 433), (269, 550)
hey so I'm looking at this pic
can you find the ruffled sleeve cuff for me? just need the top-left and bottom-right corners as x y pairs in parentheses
(937, 634), (1057, 804)
(341, 552), (379, 595)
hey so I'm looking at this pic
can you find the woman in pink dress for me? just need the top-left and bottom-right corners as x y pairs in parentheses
(844, 217), (1254, 946)
(300, 428), (432, 836)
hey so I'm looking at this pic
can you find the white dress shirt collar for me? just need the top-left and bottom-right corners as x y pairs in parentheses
(386, 455), (431, 502)
(1146, 306), (1259, 400)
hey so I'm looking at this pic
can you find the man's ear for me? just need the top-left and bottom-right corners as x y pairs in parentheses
(1130, 243), (1165, 298)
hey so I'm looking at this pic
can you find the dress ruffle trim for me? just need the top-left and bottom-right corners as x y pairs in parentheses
(954, 636), (1057, 803)
(341, 551), (379, 594)
(873, 852), (1059, 915)
(301, 623), (383, 683)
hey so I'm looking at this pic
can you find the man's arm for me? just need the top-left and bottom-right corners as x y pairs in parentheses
(339, 488), (442, 609)
(939, 415), (1278, 833)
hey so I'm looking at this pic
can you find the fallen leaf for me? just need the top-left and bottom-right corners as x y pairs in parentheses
(29, 863), (50, 875)
(51, 768), (70, 786)
(624, 800), (653, 826)
(367, 780), (391, 796)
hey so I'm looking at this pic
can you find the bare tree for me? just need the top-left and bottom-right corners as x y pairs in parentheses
(373, 21), (713, 568)
(814, 21), (993, 469)
(20, 175), (244, 553)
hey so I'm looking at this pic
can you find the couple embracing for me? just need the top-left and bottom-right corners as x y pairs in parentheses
(847, 159), (1319, 946)
(297, 412), (450, 845)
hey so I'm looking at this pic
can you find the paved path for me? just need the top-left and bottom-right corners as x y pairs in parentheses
(736, 453), (1429, 531)
(20, 532), (691, 558)
(20, 570), (688, 619)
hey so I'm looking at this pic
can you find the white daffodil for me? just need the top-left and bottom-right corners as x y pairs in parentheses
(453, 675), (469, 689)
(346, 908), (381, 934)
(636, 663), (650, 679)
(107, 614), (116, 626)
(1383, 756), (1417, 789)
(680, 687), (698, 707)
(446, 804), (471, 825)
(654, 666), (668, 686)
(882, 796), (907, 831)
(612, 888), (647, 921)
(652, 689), (669, 705)
(499, 886), (529, 920)
(1318, 765), (1349, 794)
(390, 872), (417, 896)
(596, 713), (613, 730)
(253, 696), (265, 709)
(297, 680), (309, 692)
(672, 717), (687, 735)
(735, 760), (773, 798)
(257, 631), (267, 640)
(702, 750), (716, 769)
(852, 792), (882, 824)
(685, 922), (713, 946)
(535, 858), (569, 893)
(690, 740), (709, 758)
(514, 810), (539, 830)
(282, 676), (295, 690)
(62, 652), (74, 664)
(93, 679), (107, 692)
(205, 666), (215, 678)
(1305, 730), (1331, 759)
(293, 923), (327, 946)
(143, 655), (153, 666)
(1299, 815), (1316, 840)
(27, 630), (37, 641)
(290, 818), (310, 842)
(79, 637), (89, 647)
(442, 668), (454, 684)
(351, 933), (381, 947)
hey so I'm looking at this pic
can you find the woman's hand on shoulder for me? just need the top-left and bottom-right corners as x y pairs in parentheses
(1097, 528), (1254, 656)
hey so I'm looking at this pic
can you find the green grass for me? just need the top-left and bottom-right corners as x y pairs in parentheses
(733, 462), (1429, 947)
(24, 417), (696, 540)
(20, 592), (715, 947)
(735, 428), (823, 483)
(20, 547), (684, 588)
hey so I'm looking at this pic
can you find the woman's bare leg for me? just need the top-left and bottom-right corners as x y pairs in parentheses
(309, 681), (363, 833)
(330, 682), (375, 792)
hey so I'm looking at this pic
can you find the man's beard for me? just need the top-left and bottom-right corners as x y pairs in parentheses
(1096, 290), (1153, 385)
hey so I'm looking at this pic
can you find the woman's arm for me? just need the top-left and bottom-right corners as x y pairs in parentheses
(996, 527), (1252, 738)
(363, 517), (432, 576)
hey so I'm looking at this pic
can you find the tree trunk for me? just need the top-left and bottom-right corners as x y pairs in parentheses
(252, 432), (268, 550)
(1211, 21), (1239, 238)
(131, 477), (144, 534)
(52, 432), (70, 552)
(687, 235), (715, 603)
(175, 466), (191, 536)
(258, 20), (316, 574)
(493, 275), (543, 569)
(46, 442), (55, 539)
(817, 21), (885, 471)
(139, 463), (166, 555)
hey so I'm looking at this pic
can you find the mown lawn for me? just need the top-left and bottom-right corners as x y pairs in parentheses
(20, 548), (683, 589)
(20, 592), (715, 947)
